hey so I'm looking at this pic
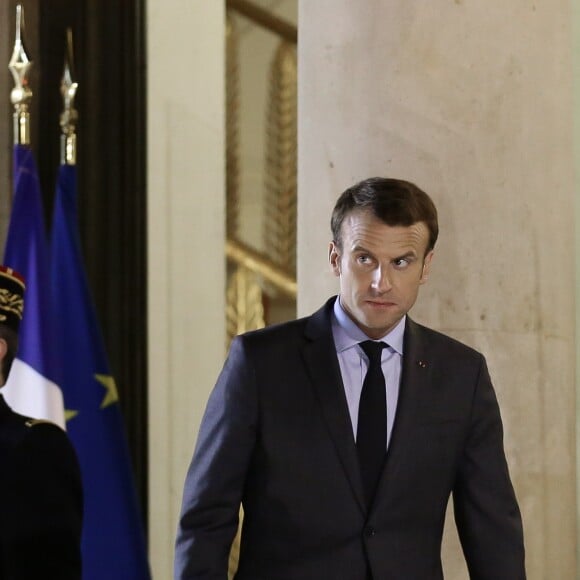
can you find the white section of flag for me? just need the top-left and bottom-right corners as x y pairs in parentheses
(1, 357), (66, 429)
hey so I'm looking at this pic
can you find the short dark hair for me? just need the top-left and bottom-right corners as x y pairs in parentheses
(331, 177), (439, 253)
(0, 325), (18, 382)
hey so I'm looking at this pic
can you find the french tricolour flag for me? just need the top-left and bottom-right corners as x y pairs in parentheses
(2, 144), (65, 428)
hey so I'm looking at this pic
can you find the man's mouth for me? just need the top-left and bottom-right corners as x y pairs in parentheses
(365, 300), (395, 308)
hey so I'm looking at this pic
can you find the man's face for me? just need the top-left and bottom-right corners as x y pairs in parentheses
(329, 210), (434, 339)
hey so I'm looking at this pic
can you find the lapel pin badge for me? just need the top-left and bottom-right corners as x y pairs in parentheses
(417, 360), (427, 368)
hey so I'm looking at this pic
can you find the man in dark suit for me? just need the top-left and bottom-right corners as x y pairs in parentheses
(175, 177), (525, 579)
(0, 266), (83, 579)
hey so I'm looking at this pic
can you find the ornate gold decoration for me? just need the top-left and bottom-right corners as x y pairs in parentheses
(228, 506), (244, 580)
(8, 4), (32, 145)
(226, 14), (240, 238)
(60, 28), (78, 166)
(263, 41), (297, 276)
(25, 418), (56, 427)
(226, 237), (296, 298)
(226, 267), (265, 347)
(0, 288), (23, 320)
(224, 6), (297, 577)
(226, 0), (297, 44)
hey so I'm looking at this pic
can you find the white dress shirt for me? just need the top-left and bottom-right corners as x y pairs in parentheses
(331, 297), (405, 448)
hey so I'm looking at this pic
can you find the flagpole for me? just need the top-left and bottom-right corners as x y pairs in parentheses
(60, 28), (78, 166)
(4, 4), (66, 426)
(8, 4), (32, 146)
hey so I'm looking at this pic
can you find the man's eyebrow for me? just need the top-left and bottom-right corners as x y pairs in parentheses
(392, 251), (418, 261)
(351, 244), (372, 253)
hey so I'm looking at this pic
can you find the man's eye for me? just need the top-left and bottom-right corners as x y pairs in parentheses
(357, 255), (371, 264)
(394, 258), (410, 268)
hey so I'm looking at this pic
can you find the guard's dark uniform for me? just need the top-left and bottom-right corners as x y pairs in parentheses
(0, 266), (82, 579)
(0, 394), (82, 579)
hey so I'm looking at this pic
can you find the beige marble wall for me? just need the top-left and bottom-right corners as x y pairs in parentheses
(573, 1), (580, 571)
(146, 1), (225, 577)
(298, 1), (576, 578)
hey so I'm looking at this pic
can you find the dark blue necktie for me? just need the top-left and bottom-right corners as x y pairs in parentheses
(357, 340), (387, 508)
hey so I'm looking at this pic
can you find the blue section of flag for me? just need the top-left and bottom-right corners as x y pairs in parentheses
(4, 144), (60, 385)
(51, 163), (151, 579)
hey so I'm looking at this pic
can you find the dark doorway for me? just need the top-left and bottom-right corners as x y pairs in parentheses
(3, 0), (148, 529)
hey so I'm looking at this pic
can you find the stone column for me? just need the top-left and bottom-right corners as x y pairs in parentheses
(298, 1), (576, 578)
(147, 1), (225, 576)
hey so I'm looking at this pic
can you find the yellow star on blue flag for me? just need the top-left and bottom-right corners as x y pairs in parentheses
(95, 374), (119, 409)
(65, 409), (79, 422)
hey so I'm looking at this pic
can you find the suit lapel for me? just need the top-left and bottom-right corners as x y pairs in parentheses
(299, 305), (435, 514)
(301, 299), (366, 514)
(374, 318), (433, 497)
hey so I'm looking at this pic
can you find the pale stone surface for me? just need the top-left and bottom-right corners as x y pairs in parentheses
(147, 1), (225, 577)
(298, 1), (576, 578)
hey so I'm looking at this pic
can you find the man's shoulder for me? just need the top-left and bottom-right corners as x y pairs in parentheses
(408, 318), (484, 361)
(237, 313), (310, 345)
(0, 412), (79, 496)
(0, 401), (29, 449)
(234, 299), (333, 349)
(0, 397), (66, 454)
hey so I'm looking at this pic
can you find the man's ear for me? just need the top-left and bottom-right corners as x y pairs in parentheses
(329, 241), (341, 277)
(420, 250), (434, 284)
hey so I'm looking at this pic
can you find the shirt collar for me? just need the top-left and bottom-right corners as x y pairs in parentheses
(331, 296), (405, 355)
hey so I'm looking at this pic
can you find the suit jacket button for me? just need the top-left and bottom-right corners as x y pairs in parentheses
(364, 526), (376, 537)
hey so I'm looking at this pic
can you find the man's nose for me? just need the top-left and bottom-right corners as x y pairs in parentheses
(371, 266), (391, 293)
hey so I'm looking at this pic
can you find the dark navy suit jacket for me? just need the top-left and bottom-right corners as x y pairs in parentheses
(175, 298), (525, 579)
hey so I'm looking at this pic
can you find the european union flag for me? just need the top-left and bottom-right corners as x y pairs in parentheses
(3, 144), (65, 426)
(51, 162), (151, 579)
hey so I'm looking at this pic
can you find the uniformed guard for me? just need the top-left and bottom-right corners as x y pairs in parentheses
(0, 266), (83, 579)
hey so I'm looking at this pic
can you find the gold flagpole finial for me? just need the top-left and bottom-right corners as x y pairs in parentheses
(8, 4), (32, 145)
(60, 28), (78, 165)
